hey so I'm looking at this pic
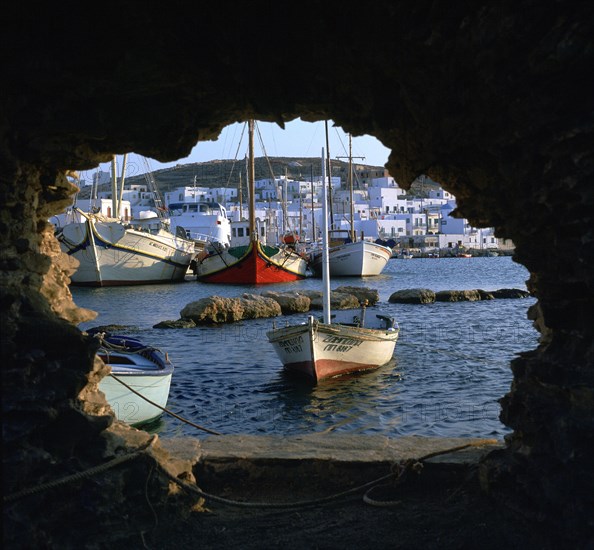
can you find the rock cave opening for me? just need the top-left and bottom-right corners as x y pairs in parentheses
(3, 4), (592, 547)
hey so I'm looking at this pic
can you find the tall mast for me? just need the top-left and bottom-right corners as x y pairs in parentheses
(321, 147), (331, 324)
(324, 121), (334, 230)
(310, 164), (315, 242)
(238, 172), (243, 220)
(118, 153), (128, 219)
(348, 136), (354, 241)
(337, 134), (364, 242)
(110, 155), (118, 218)
(248, 119), (256, 241)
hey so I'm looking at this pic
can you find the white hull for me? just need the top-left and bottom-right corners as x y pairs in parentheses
(95, 333), (174, 426)
(310, 240), (392, 277)
(99, 369), (173, 426)
(267, 313), (398, 382)
(57, 214), (195, 286)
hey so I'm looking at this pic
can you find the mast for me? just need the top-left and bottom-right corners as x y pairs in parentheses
(337, 134), (364, 242)
(348, 136), (354, 242)
(118, 153), (128, 219)
(324, 121), (334, 230)
(110, 155), (118, 218)
(238, 172), (243, 220)
(248, 119), (256, 242)
(310, 164), (315, 242)
(321, 147), (331, 324)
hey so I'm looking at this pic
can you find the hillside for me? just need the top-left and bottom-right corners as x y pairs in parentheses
(76, 157), (439, 199)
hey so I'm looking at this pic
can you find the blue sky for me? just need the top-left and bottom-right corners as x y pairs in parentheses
(85, 119), (391, 182)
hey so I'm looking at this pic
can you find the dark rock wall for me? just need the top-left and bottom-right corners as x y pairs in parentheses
(2, 2), (593, 545)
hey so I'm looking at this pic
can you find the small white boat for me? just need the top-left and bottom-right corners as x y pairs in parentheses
(267, 306), (399, 382)
(308, 130), (392, 277)
(267, 146), (399, 382)
(308, 235), (392, 277)
(93, 332), (174, 427)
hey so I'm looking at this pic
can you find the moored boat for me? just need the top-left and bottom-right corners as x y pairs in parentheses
(308, 236), (392, 277)
(267, 146), (399, 382)
(267, 306), (399, 382)
(56, 208), (196, 286)
(93, 331), (174, 427)
(195, 120), (307, 284)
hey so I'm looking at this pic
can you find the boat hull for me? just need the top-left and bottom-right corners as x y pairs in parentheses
(95, 334), (174, 426)
(99, 368), (173, 426)
(310, 240), (392, 277)
(267, 316), (398, 382)
(196, 240), (307, 284)
(58, 216), (195, 286)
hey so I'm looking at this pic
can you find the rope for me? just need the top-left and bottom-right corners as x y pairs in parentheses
(361, 442), (493, 507)
(3, 436), (158, 504)
(148, 441), (495, 510)
(108, 374), (222, 436)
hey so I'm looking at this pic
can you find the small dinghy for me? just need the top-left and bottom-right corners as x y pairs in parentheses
(91, 330), (174, 427)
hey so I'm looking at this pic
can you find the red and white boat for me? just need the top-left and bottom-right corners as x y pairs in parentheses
(267, 146), (399, 382)
(195, 120), (307, 284)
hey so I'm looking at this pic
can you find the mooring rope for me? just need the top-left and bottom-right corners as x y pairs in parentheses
(4, 431), (495, 512)
(3, 436), (158, 504)
(108, 374), (222, 436)
(148, 441), (495, 510)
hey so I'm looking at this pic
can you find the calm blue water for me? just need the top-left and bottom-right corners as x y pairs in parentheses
(72, 256), (539, 440)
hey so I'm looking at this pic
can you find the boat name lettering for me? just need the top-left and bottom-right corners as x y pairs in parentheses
(322, 336), (363, 347)
(149, 241), (168, 252)
(323, 343), (358, 352)
(278, 336), (303, 354)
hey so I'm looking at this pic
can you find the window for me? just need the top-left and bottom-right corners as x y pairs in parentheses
(238, 228), (244, 237)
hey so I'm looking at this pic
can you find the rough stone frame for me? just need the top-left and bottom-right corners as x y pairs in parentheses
(2, 3), (592, 546)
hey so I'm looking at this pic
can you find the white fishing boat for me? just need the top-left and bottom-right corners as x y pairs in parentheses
(93, 332), (174, 427)
(308, 233), (393, 277)
(55, 155), (196, 286)
(56, 208), (196, 286)
(308, 132), (392, 277)
(267, 147), (399, 382)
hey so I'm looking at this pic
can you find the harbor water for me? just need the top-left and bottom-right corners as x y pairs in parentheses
(73, 255), (539, 440)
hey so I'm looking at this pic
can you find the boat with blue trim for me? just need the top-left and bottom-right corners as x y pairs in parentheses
(92, 330), (174, 427)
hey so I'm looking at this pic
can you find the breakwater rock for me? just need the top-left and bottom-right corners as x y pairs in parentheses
(388, 288), (531, 304)
(179, 294), (282, 324)
(155, 287), (380, 327)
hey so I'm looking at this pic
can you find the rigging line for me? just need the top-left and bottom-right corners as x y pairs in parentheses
(254, 121), (295, 235)
(333, 125), (349, 158)
(225, 122), (248, 187)
(109, 374), (222, 435)
(255, 121), (277, 182)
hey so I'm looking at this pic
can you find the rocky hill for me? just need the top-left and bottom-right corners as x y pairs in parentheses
(76, 157), (439, 199)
